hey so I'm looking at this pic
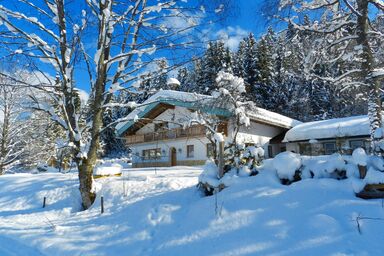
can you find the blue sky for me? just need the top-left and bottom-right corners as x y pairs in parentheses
(72, 0), (277, 92)
(0, 0), (279, 93)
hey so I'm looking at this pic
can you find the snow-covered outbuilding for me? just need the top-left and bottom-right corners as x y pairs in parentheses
(116, 90), (300, 168)
(284, 115), (375, 155)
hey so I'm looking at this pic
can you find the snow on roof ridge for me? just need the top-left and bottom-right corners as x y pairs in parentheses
(283, 115), (372, 142)
(116, 90), (299, 134)
(152, 90), (300, 128)
(115, 90), (209, 132)
(249, 107), (301, 129)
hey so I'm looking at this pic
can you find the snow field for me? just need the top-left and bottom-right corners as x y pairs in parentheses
(1, 164), (384, 255)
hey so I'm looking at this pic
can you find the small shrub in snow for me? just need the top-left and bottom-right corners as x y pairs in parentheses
(364, 167), (384, 184)
(300, 154), (347, 180)
(244, 146), (264, 161)
(350, 177), (367, 193)
(243, 146), (264, 170)
(273, 152), (301, 181)
(225, 145), (264, 176)
(352, 148), (367, 166)
(198, 159), (221, 195)
(198, 146), (262, 195)
(238, 166), (252, 177)
(368, 156), (384, 171)
(345, 163), (360, 179)
(36, 164), (58, 173)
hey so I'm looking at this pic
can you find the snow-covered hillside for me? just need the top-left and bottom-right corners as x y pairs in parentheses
(1, 166), (384, 256)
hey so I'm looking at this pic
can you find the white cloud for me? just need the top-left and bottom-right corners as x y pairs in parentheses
(161, 9), (204, 35)
(75, 88), (89, 106)
(27, 71), (55, 86)
(215, 26), (249, 51)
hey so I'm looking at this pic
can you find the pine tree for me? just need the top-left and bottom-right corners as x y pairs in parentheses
(242, 33), (258, 99)
(254, 29), (274, 108)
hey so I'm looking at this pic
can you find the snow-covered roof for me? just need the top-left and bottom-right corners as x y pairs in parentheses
(248, 107), (301, 129)
(284, 115), (372, 142)
(116, 90), (300, 136)
(166, 78), (181, 86)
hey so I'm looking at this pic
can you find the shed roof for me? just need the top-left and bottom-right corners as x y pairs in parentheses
(283, 115), (373, 142)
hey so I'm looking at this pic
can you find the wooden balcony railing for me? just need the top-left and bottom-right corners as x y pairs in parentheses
(124, 125), (206, 144)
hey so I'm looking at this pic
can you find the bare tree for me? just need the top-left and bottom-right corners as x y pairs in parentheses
(0, 69), (57, 173)
(266, 0), (384, 153)
(0, 77), (25, 173)
(0, 0), (225, 209)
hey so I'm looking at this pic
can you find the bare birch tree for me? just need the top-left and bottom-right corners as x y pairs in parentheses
(0, 0), (224, 208)
(268, 0), (384, 153)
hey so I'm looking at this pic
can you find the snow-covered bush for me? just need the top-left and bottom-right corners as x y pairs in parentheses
(198, 144), (264, 195)
(200, 145), (384, 197)
(368, 155), (384, 171)
(220, 144), (265, 181)
(352, 148), (367, 166)
(301, 153), (346, 180)
(198, 159), (221, 195)
(243, 146), (264, 167)
(273, 151), (302, 182)
(364, 167), (384, 184)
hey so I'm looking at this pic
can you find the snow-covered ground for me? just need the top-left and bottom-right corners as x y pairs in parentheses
(1, 166), (384, 255)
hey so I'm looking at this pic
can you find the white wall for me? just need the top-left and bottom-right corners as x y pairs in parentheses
(228, 118), (286, 157)
(132, 107), (287, 162)
(132, 137), (211, 164)
(137, 106), (193, 134)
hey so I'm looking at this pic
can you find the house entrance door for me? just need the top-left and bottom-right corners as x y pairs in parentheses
(170, 147), (177, 166)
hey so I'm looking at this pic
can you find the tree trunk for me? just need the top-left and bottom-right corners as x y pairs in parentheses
(77, 0), (111, 208)
(76, 72), (106, 209)
(0, 89), (10, 174)
(78, 159), (96, 209)
(356, 0), (382, 154)
(218, 141), (225, 178)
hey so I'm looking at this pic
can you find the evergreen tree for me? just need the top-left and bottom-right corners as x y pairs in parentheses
(241, 33), (258, 98)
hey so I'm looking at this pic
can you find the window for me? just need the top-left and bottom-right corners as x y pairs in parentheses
(154, 122), (168, 132)
(217, 122), (228, 136)
(299, 143), (312, 155)
(142, 150), (150, 160)
(323, 142), (337, 155)
(142, 148), (161, 160)
(207, 143), (215, 157)
(187, 145), (194, 158)
(350, 140), (365, 150)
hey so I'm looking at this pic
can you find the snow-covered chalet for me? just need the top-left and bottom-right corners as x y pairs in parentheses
(116, 90), (300, 168)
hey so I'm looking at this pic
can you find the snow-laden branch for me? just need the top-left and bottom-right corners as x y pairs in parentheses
(370, 0), (384, 10)
(342, 0), (362, 16)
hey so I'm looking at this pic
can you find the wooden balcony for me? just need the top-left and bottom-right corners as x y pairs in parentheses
(124, 125), (206, 144)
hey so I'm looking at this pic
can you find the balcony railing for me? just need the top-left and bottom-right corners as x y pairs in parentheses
(124, 125), (206, 144)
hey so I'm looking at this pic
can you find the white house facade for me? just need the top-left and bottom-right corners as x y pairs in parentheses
(116, 90), (300, 168)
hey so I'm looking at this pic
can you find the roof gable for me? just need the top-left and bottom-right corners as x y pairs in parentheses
(116, 90), (301, 136)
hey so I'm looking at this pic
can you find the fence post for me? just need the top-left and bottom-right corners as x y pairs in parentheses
(218, 141), (225, 178)
(101, 196), (104, 214)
